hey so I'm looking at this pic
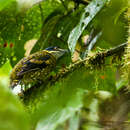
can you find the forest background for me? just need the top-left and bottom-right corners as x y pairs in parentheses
(0, 0), (130, 130)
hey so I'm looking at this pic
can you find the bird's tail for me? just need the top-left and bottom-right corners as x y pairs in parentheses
(10, 80), (24, 96)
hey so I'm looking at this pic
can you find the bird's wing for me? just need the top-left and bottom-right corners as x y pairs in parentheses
(17, 54), (51, 77)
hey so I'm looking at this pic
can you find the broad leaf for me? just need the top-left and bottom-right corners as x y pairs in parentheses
(68, 0), (109, 55)
(0, 86), (30, 130)
(0, 0), (15, 11)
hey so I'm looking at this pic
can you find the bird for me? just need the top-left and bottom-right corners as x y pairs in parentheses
(10, 46), (68, 90)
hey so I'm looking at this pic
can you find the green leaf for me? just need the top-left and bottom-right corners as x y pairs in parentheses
(29, 66), (117, 129)
(31, 14), (62, 53)
(0, 86), (30, 130)
(31, 9), (80, 53)
(0, 0), (15, 11)
(0, 2), (42, 66)
(116, 79), (128, 91)
(68, 0), (109, 55)
(93, 0), (129, 47)
(33, 85), (84, 130)
(67, 112), (80, 130)
(0, 61), (12, 88)
(95, 67), (117, 93)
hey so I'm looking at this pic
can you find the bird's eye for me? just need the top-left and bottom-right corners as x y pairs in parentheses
(54, 47), (58, 50)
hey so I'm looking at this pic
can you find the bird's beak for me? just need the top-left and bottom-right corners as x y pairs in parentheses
(58, 48), (69, 57)
(52, 49), (69, 60)
(58, 48), (69, 53)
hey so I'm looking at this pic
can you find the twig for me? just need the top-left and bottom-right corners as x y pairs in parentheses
(103, 42), (127, 57)
(82, 30), (102, 59)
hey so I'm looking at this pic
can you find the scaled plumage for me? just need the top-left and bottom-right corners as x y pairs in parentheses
(10, 47), (67, 88)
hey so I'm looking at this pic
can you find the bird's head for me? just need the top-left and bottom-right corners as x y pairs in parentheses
(45, 46), (68, 60)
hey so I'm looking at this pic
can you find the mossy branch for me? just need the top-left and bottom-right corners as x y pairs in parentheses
(23, 42), (127, 103)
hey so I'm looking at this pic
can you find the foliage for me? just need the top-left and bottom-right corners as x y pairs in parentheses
(0, 85), (30, 130)
(0, 0), (129, 130)
(68, 0), (108, 54)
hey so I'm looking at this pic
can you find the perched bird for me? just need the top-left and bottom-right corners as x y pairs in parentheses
(10, 46), (67, 90)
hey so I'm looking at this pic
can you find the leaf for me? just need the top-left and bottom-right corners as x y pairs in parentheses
(95, 67), (117, 93)
(67, 113), (80, 130)
(0, 86), (30, 130)
(28, 65), (117, 129)
(31, 9), (80, 53)
(35, 89), (83, 130)
(68, 0), (109, 55)
(17, 0), (43, 10)
(93, 0), (129, 47)
(30, 76), (85, 130)
(0, 0), (15, 11)
(0, 2), (42, 66)
(31, 14), (62, 53)
(0, 61), (12, 88)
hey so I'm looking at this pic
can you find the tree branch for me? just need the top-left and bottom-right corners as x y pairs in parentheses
(23, 42), (127, 102)
(53, 43), (127, 81)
